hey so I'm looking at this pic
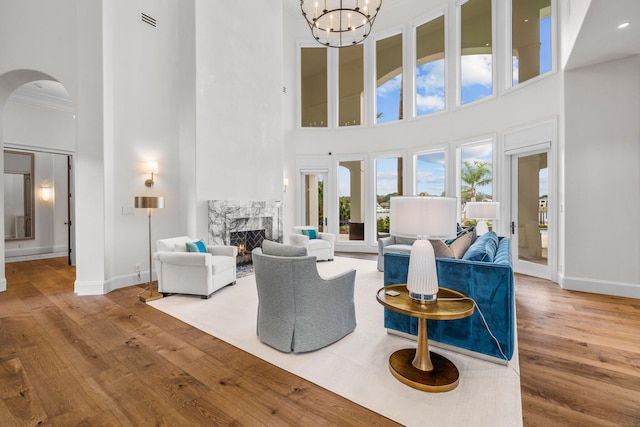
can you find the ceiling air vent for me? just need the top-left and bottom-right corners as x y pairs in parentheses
(141, 12), (157, 29)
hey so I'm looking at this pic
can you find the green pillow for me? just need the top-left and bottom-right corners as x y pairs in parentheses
(301, 229), (317, 239)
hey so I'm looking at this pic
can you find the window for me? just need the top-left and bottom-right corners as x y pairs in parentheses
(460, 0), (493, 105)
(339, 45), (364, 127)
(415, 150), (445, 196)
(416, 15), (445, 116)
(301, 47), (328, 127)
(376, 33), (403, 123)
(512, 0), (552, 85)
(460, 142), (493, 223)
(338, 160), (365, 241)
(376, 156), (403, 238)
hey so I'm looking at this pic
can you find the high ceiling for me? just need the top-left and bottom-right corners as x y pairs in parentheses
(564, 0), (640, 70)
(9, 0), (640, 108)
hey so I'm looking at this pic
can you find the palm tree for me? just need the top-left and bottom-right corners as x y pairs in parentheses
(461, 160), (492, 202)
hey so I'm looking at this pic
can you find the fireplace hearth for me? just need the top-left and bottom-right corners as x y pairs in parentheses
(230, 229), (265, 265)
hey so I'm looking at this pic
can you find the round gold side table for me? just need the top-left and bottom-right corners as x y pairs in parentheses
(376, 284), (475, 392)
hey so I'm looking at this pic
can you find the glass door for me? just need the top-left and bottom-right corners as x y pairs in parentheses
(510, 150), (552, 279)
(338, 160), (365, 241)
(301, 172), (327, 232)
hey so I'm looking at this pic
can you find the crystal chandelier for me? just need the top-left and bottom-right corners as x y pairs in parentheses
(300, 0), (382, 48)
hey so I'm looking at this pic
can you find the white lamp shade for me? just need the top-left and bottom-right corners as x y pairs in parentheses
(146, 161), (159, 175)
(390, 196), (457, 239)
(465, 202), (499, 220)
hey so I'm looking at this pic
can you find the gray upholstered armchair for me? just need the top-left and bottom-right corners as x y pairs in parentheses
(252, 240), (356, 353)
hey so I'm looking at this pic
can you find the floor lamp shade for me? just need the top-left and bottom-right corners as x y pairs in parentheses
(135, 196), (164, 302)
(390, 197), (457, 302)
(466, 202), (499, 236)
(134, 196), (165, 209)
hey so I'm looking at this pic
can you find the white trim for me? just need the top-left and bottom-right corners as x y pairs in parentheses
(561, 275), (640, 300)
(3, 141), (75, 155)
(74, 271), (157, 296)
(74, 280), (106, 296)
(0, 278), (6, 292)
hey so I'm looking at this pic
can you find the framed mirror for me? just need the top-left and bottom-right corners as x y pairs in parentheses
(4, 150), (35, 240)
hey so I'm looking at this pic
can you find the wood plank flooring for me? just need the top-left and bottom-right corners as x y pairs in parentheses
(1, 256), (639, 426)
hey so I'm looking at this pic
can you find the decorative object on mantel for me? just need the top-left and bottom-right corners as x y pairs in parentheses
(390, 196), (457, 304)
(466, 201), (499, 236)
(300, 0), (382, 48)
(134, 195), (164, 302)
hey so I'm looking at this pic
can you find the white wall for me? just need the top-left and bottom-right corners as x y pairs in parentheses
(3, 99), (75, 151)
(194, 1), (285, 239)
(563, 55), (640, 298)
(106, 0), (184, 286)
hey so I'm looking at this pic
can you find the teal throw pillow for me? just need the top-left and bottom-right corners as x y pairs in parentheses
(186, 240), (207, 253)
(301, 229), (317, 239)
(462, 231), (498, 262)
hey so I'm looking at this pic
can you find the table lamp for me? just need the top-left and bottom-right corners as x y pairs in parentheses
(390, 196), (457, 303)
(465, 201), (499, 236)
(135, 195), (165, 302)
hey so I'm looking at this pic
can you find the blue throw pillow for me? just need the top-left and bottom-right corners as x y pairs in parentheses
(186, 240), (207, 253)
(301, 229), (317, 239)
(462, 231), (498, 262)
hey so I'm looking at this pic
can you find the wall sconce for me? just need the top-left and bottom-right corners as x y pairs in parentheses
(283, 177), (289, 193)
(145, 161), (159, 187)
(41, 186), (51, 202)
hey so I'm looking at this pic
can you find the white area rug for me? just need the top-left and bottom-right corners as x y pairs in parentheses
(149, 257), (522, 426)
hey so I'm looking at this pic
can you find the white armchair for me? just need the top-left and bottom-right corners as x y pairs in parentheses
(154, 236), (237, 299)
(289, 226), (335, 261)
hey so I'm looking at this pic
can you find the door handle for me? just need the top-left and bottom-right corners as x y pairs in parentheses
(510, 221), (515, 235)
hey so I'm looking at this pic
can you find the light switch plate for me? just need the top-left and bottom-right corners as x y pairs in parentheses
(122, 206), (134, 215)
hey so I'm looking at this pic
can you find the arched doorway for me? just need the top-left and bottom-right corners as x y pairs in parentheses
(0, 70), (76, 292)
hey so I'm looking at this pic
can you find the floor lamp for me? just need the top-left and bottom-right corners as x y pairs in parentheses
(135, 196), (165, 302)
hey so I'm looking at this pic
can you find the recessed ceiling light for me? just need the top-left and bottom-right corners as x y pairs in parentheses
(524, 19), (529, 23)
(618, 22), (630, 29)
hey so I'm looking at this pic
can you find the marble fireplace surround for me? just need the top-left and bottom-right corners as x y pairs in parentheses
(208, 200), (283, 247)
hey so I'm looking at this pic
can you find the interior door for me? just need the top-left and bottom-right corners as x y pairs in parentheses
(301, 172), (327, 232)
(510, 150), (552, 280)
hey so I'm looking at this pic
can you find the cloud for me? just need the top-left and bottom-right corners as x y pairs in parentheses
(461, 54), (492, 87)
(376, 74), (402, 97)
(416, 60), (445, 113)
(461, 143), (492, 164)
(417, 94), (445, 112)
(416, 60), (445, 88)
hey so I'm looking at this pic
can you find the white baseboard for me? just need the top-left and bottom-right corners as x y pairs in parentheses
(560, 274), (640, 299)
(74, 272), (156, 296)
(5, 245), (68, 259)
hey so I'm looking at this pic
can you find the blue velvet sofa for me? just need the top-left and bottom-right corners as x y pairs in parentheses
(383, 235), (515, 362)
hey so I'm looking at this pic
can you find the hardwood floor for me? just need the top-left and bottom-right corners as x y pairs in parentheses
(1, 256), (639, 426)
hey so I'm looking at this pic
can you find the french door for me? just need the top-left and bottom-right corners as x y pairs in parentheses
(300, 172), (327, 232)
(510, 149), (553, 280)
